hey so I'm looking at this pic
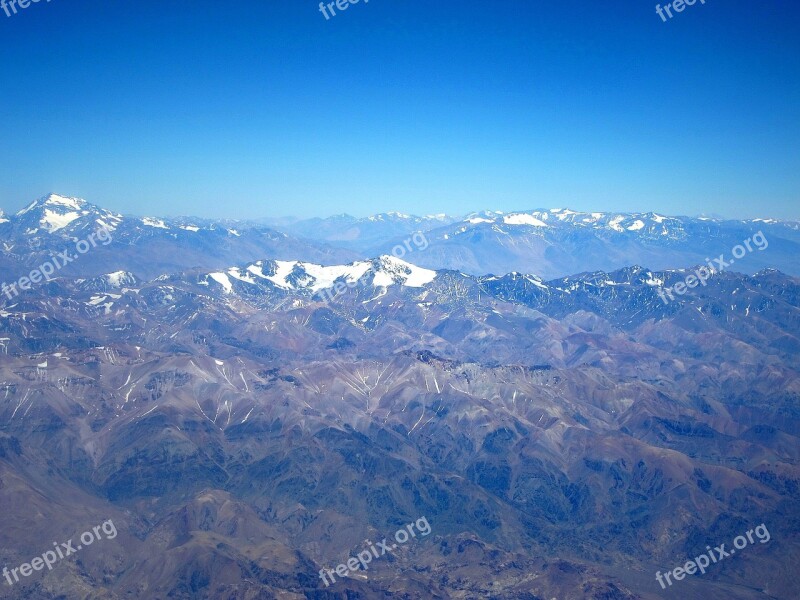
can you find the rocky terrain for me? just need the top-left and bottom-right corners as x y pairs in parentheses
(0, 195), (798, 598)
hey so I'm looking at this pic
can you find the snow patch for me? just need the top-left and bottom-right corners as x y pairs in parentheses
(372, 256), (437, 287)
(43, 195), (84, 210)
(209, 272), (233, 293)
(106, 271), (132, 287)
(227, 267), (258, 285)
(503, 213), (548, 227)
(41, 209), (81, 232)
(142, 217), (169, 229)
(608, 216), (626, 232)
(627, 220), (645, 231)
(295, 261), (375, 291)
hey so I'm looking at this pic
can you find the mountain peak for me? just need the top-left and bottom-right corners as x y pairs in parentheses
(372, 254), (437, 286)
(14, 193), (122, 234)
(17, 193), (88, 216)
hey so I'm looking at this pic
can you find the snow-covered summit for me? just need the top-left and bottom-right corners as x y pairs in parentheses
(204, 255), (437, 296)
(15, 193), (123, 234)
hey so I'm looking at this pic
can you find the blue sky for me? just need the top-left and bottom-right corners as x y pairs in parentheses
(0, 0), (798, 219)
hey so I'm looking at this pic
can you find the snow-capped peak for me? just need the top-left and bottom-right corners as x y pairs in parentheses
(205, 256), (437, 295)
(371, 255), (437, 287)
(42, 193), (87, 211)
(141, 217), (169, 229)
(104, 271), (138, 288)
(16, 194), (88, 232)
(17, 193), (87, 216)
(503, 213), (549, 227)
(453, 208), (690, 240)
(14, 193), (124, 234)
(367, 212), (413, 222)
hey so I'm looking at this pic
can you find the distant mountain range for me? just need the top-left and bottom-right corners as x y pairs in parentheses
(0, 194), (359, 281)
(2, 195), (799, 282)
(265, 207), (800, 278)
(261, 211), (457, 249)
(284, 209), (800, 278)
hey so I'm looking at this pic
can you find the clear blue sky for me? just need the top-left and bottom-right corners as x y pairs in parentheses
(0, 0), (798, 219)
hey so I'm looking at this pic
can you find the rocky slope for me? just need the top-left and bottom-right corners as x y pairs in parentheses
(0, 259), (797, 599)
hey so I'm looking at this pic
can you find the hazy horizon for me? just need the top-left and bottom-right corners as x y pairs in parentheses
(3, 191), (798, 223)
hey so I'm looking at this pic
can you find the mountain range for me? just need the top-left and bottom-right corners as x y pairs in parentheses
(0, 194), (798, 599)
(266, 207), (800, 279)
(2, 194), (799, 282)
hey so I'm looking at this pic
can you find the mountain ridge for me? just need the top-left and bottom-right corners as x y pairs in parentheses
(0, 249), (797, 598)
(3, 194), (800, 283)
